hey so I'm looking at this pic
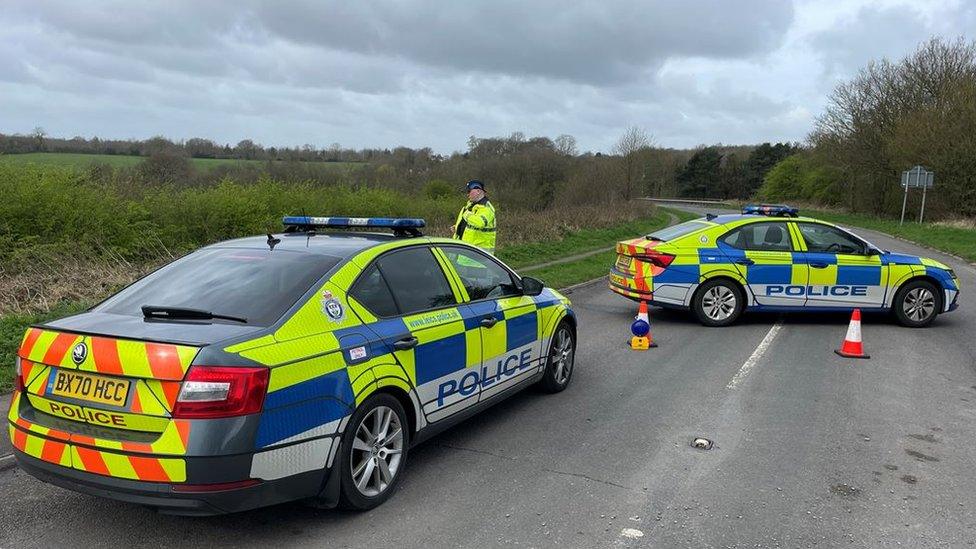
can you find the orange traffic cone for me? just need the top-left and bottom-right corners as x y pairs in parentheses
(835, 309), (870, 359)
(630, 301), (658, 350)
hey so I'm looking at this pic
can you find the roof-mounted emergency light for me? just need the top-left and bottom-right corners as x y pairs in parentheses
(282, 216), (426, 237)
(741, 204), (799, 217)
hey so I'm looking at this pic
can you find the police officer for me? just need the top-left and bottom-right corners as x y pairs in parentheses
(452, 179), (497, 254)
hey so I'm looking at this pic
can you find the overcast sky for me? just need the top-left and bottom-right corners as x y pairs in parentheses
(1, 0), (973, 153)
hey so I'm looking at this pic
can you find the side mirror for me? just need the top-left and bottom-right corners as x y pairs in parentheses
(521, 276), (544, 296)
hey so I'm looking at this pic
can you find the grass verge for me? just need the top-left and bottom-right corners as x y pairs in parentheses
(807, 209), (976, 263)
(499, 207), (686, 269)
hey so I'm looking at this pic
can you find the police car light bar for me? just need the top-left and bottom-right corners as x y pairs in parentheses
(741, 204), (799, 217)
(282, 216), (426, 236)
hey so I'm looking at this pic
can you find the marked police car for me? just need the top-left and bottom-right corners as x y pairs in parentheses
(610, 204), (959, 327)
(9, 217), (576, 514)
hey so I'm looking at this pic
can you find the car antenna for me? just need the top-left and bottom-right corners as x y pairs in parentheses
(706, 213), (718, 221)
(266, 233), (281, 251)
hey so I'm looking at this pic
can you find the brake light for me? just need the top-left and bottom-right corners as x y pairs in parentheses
(635, 250), (675, 268)
(14, 356), (24, 392)
(173, 366), (269, 419)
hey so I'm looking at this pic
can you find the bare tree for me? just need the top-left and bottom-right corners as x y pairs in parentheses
(554, 134), (578, 156)
(613, 126), (653, 199)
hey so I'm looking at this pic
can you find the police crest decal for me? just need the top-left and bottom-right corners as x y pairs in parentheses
(321, 290), (345, 322)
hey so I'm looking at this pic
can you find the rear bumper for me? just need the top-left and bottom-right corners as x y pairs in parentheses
(14, 449), (328, 516)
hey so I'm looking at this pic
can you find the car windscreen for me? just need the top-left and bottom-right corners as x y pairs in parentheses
(646, 220), (710, 242)
(96, 248), (341, 326)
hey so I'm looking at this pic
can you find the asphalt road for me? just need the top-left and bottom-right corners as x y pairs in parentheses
(1, 215), (974, 548)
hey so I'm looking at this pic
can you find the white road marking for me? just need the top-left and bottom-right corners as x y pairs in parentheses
(726, 321), (783, 390)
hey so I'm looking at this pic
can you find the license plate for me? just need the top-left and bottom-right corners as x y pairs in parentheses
(615, 256), (632, 271)
(49, 369), (131, 407)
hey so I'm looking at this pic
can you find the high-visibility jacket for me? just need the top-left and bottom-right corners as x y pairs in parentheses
(453, 197), (496, 254)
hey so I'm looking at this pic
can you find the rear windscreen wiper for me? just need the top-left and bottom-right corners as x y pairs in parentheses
(141, 305), (248, 324)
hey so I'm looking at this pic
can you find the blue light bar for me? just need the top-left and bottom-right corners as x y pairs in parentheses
(741, 204), (799, 217)
(282, 216), (426, 235)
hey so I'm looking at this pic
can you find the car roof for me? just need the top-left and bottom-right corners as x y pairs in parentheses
(707, 214), (826, 225)
(206, 231), (403, 258)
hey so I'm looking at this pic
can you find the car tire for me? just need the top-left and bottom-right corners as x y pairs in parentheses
(337, 393), (409, 511)
(893, 279), (942, 328)
(537, 320), (576, 393)
(692, 278), (745, 327)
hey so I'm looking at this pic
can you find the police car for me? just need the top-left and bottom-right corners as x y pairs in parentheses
(610, 204), (959, 327)
(8, 217), (576, 514)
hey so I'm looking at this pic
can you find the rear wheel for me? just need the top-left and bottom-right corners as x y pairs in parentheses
(893, 279), (941, 327)
(538, 321), (575, 393)
(692, 279), (745, 327)
(337, 393), (408, 510)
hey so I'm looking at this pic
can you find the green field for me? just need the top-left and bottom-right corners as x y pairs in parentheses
(0, 152), (362, 171)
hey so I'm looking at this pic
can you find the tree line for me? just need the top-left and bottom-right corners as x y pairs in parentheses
(761, 37), (976, 219)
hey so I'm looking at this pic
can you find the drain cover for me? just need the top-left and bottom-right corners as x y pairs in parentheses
(692, 437), (713, 450)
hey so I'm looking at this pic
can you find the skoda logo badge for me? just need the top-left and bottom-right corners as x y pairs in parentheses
(71, 342), (88, 365)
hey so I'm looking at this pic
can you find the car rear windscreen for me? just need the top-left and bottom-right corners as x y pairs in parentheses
(96, 248), (341, 326)
(646, 220), (710, 242)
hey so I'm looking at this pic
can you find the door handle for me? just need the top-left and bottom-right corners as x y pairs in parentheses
(734, 258), (754, 266)
(393, 336), (418, 351)
(810, 262), (829, 269)
(480, 316), (498, 328)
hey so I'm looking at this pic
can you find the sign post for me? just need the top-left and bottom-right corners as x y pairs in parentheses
(899, 166), (934, 225)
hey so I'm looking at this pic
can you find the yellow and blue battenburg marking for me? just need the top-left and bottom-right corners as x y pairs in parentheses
(610, 209), (960, 313)
(220, 237), (572, 452)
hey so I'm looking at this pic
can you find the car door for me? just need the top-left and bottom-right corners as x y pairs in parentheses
(437, 246), (541, 402)
(793, 222), (887, 308)
(719, 221), (808, 307)
(348, 246), (481, 423)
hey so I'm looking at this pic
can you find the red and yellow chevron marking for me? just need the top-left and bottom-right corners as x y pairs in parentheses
(19, 328), (198, 381)
(609, 281), (651, 300)
(9, 420), (187, 483)
(10, 391), (192, 456)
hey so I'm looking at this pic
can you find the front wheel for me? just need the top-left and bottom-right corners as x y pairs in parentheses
(893, 279), (942, 327)
(538, 320), (576, 393)
(692, 279), (745, 327)
(337, 393), (409, 510)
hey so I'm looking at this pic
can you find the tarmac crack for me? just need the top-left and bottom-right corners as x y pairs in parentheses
(542, 467), (636, 492)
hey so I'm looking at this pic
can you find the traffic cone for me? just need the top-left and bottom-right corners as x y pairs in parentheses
(835, 309), (870, 359)
(630, 301), (658, 350)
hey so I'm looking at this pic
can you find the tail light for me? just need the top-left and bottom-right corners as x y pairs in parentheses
(635, 250), (676, 268)
(173, 366), (269, 419)
(14, 356), (24, 392)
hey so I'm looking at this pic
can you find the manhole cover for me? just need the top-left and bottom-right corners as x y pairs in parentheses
(691, 437), (713, 450)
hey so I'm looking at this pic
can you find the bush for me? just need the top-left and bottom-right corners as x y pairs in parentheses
(759, 153), (843, 204)
(424, 179), (455, 200)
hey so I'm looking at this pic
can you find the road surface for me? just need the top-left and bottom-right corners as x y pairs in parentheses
(1, 214), (973, 548)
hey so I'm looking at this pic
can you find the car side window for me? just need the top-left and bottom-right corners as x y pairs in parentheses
(375, 247), (457, 314)
(721, 222), (792, 252)
(349, 263), (399, 318)
(797, 223), (866, 254)
(441, 246), (521, 301)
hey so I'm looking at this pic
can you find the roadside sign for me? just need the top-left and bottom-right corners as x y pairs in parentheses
(901, 165), (934, 189)
(899, 166), (934, 225)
